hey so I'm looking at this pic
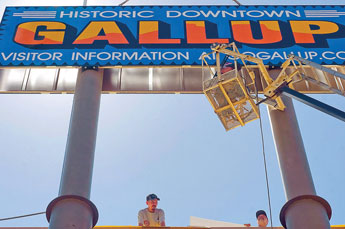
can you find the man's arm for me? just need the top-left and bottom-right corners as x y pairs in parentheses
(138, 210), (149, 226)
(159, 209), (166, 226)
(138, 210), (144, 226)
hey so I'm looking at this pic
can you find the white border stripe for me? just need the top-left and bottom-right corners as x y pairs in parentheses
(22, 11), (57, 13)
(13, 14), (56, 16)
(14, 13), (56, 14)
(21, 16), (56, 18)
(306, 14), (345, 15)
(305, 10), (338, 12)
(306, 15), (339, 17)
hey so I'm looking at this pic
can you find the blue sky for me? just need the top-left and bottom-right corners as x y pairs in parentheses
(0, 0), (345, 228)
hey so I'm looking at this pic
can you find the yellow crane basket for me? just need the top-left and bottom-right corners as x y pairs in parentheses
(203, 67), (260, 131)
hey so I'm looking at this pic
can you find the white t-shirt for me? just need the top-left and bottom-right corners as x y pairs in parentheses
(138, 208), (165, 226)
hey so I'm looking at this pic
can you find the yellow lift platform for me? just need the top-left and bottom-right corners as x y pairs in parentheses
(202, 43), (345, 131)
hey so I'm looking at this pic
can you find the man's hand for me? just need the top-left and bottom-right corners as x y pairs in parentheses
(143, 220), (150, 226)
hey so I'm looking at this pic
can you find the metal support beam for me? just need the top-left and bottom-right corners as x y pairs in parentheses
(267, 70), (331, 229)
(290, 55), (345, 81)
(47, 68), (103, 229)
(280, 86), (345, 122)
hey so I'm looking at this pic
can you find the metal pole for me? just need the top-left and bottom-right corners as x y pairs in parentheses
(47, 67), (103, 229)
(267, 69), (331, 229)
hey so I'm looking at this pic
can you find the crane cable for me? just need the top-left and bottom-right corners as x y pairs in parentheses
(253, 76), (274, 229)
(119, 0), (130, 6)
(0, 212), (46, 221)
(232, 0), (242, 6)
(257, 107), (274, 229)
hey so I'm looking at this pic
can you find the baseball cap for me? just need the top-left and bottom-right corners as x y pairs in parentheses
(146, 194), (160, 201)
(256, 210), (267, 219)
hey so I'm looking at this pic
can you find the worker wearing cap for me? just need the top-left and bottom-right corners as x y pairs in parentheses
(138, 194), (166, 226)
(256, 210), (268, 227)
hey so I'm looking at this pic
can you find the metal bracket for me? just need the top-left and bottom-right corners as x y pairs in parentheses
(46, 195), (99, 227)
(279, 195), (332, 228)
(82, 66), (99, 72)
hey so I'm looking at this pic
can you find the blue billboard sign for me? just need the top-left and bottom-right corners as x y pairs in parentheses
(0, 5), (345, 66)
